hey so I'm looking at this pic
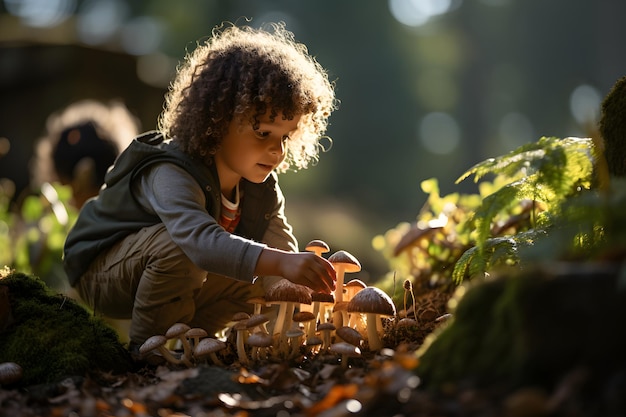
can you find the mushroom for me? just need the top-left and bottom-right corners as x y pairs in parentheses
(186, 327), (208, 349)
(264, 279), (312, 353)
(335, 326), (363, 347)
(327, 250), (361, 326)
(344, 278), (367, 301)
(247, 297), (268, 315)
(332, 301), (350, 329)
(285, 326), (306, 358)
(305, 239), (330, 258)
(329, 342), (361, 369)
(311, 291), (335, 327)
(293, 310), (316, 339)
(194, 338), (226, 366)
(346, 286), (396, 351)
(317, 322), (336, 351)
(164, 323), (193, 366)
(0, 362), (23, 386)
(246, 313), (271, 335)
(233, 320), (250, 366)
(139, 335), (183, 366)
(305, 335), (323, 356)
(247, 332), (273, 361)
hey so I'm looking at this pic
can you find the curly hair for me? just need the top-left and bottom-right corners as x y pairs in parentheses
(158, 22), (337, 172)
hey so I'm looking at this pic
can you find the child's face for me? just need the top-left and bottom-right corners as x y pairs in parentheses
(214, 111), (301, 194)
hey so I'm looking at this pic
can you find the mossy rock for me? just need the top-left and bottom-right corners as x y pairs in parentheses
(416, 262), (626, 391)
(0, 271), (133, 386)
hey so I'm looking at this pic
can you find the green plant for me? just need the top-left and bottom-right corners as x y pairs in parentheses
(0, 181), (77, 292)
(373, 135), (606, 293)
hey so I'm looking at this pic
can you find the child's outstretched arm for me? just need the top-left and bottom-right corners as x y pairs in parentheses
(255, 248), (336, 294)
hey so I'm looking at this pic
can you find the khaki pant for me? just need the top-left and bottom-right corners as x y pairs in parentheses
(76, 223), (272, 344)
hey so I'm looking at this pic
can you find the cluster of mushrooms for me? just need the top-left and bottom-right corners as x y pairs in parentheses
(140, 240), (399, 369)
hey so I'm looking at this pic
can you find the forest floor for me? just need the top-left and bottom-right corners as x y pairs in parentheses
(1, 284), (624, 417)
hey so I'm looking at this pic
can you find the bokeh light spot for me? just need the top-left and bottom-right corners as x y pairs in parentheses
(77, 0), (129, 45)
(498, 112), (534, 150)
(570, 84), (601, 125)
(419, 112), (460, 155)
(4, 0), (75, 28)
(121, 16), (163, 55)
(389, 0), (460, 27)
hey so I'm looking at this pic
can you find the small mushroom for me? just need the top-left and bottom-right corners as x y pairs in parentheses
(305, 239), (330, 257)
(0, 362), (23, 386)
(335, 326), (363, 347)
(246, 313), (271, 335)
(328, 250), (361, 326)
(265, 279), (312, 354)
(194, 338), (226, 366)
(293, 310), (316, 339)
(286, 327), (305, 358)
(165, 323), (193, 366)
(317, 322), (336, 351)
(346, 286), (396, 351)
(311, 291), (335, 327)
(139, 335), (183, 366)
(246, 297), (268, 315)
(233, 320), (250, 366)
(344, 278), (367, 301)
(329, 342), (361, 369)
(305, 335), (323, 356)
(186, 327), (208, 349)
(247, 332), (273, 361)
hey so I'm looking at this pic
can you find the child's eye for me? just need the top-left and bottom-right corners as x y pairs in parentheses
(255, 130), (270, 139)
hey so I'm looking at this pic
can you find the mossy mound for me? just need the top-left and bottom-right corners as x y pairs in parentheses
(0, 271), (133, 386)
(416, 262), (626, 391)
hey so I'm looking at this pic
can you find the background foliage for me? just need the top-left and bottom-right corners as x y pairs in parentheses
(1, 0), (625, 283)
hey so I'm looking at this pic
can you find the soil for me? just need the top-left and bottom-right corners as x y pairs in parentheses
(2, 270), (626, 417)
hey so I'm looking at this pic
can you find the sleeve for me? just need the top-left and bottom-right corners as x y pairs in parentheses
(257, 180), (299, 291)
(133, 162), (266, 282)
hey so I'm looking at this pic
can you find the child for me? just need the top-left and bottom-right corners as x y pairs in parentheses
(63, 22), (337, 354)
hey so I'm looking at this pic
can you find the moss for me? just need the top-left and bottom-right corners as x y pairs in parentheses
(416, 263), (626, 391)
(0, 271), (132, 386)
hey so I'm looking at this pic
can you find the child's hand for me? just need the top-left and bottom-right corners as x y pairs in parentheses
(256, 249), (336, 294)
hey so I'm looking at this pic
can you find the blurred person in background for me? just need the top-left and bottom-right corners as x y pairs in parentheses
(31, 99), (141, 209)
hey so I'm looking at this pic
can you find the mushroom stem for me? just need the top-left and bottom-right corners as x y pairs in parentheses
(365, 313), (383, 351)
(236, 328), (249, 366)
(157, 346), (184, 366)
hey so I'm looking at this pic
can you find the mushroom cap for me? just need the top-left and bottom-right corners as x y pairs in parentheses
(293, 311), (316, 323)
(0, 362), (23, 386)
(247, 332), (273, 347)
(345, 278), (367, 290)
(265, 279), (312, 304)
(186, 327), (208, 339)
(329, 342), (361, 357)
(306, 336), (323, 346)
(305, 239), (330, 253)
(246, 313), (271, 329)
(332, 301), (349, 313)
(286, 328), (305, 338)
(139, 335), (168, 355)
(346, 286), (396, 316)
(165, 322), (191, 339)
(232, 311), (251, 322)
(247, 296), (268, 307)
(328, 250), (361, 273)
(336, 326), (363, 346)
(194, 338), (226, 357)
(311, 291), (335, 303)
(317, 322), (336, 332)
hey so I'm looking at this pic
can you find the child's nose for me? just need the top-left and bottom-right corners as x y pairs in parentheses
(269, 138), (285, 155)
